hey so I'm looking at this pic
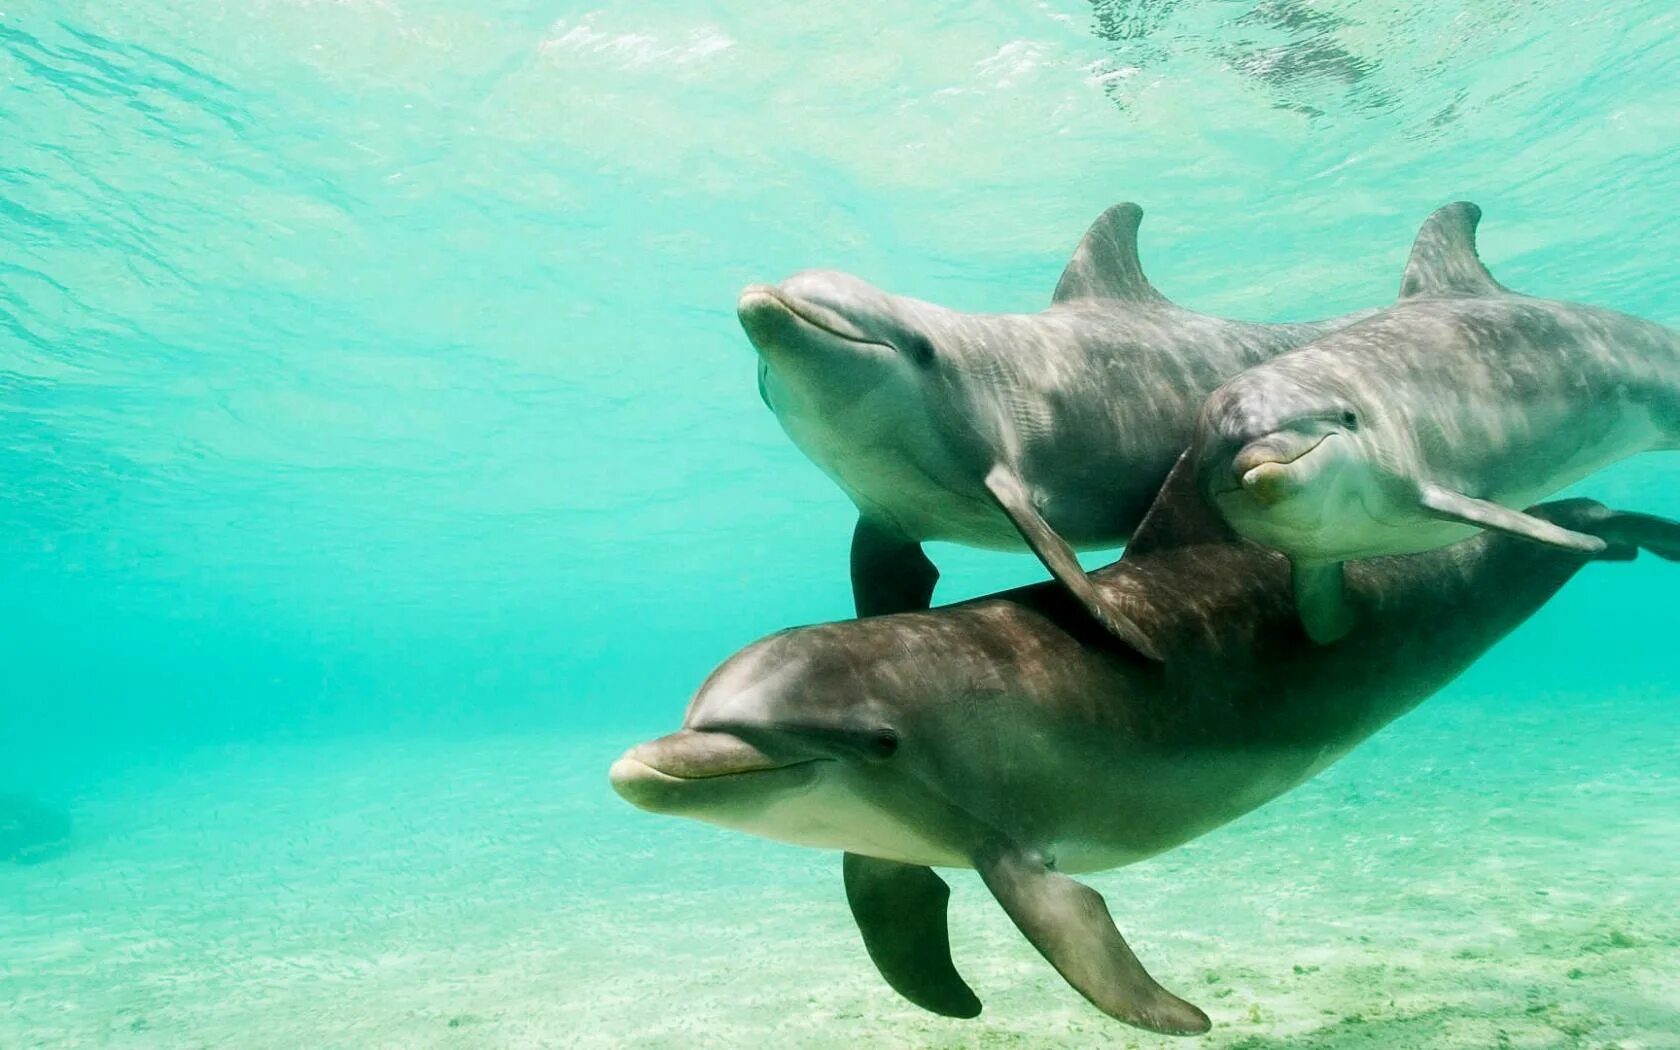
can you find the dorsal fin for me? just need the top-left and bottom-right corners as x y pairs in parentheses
(1398, 201), (1507, 299)
(1052, 202), (1169, 306)
(1122, 450), (1237, 561)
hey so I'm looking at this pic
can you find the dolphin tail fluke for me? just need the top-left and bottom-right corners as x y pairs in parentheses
(843, 853), (982, 1019)
(983, 465), (1163, 660)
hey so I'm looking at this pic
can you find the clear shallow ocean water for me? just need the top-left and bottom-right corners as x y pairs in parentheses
(1, 2), (1677, 1047)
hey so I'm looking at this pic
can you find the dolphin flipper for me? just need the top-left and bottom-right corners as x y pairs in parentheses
(1419, 485), (1607, 554)
(975, 846), (1209, 1036)
(842, 853), (981, 1019)
(851, 518), (939, 616)
(983, 465), (1163, 661)
(1292, 559), (1356, 645)
(1591, 511), (1680, 561)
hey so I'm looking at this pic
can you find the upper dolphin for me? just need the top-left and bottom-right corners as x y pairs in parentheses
(1192, 201), (1680, 643)
(611, 452), (1680, 1035)
(737, 203), (1379, 660)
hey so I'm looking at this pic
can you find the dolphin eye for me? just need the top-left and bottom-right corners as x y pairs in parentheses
(869, 729), (900, 759)
(901, 335), (936, 367)
(1340, 410), (1360, 431)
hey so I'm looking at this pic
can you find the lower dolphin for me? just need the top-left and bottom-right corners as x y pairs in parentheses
(610, 461), (1680, 1035)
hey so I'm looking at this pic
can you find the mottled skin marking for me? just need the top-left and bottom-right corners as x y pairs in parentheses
(611, 454), (1680, 1035)
(737, 203), (1378, 638)
(1195, 202), (1680, 641)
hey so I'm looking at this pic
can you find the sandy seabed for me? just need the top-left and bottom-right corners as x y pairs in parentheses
(2, 694), (1676, 1049)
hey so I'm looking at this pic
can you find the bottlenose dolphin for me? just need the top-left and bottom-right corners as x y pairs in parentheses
(610, 458), (1680, 1035)
(1193, 201), (1680, 643)
(0, 793), (70, 864)
(737, 203), (1377, 658)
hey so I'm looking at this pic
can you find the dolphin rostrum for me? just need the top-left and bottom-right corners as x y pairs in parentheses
(610, 456), (1680, 1035)
(1192, 201), (1680, 644)
(736, 203), (1378, 659)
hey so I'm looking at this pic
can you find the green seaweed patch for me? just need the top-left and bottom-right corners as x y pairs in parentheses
(1548, 1009), (1605, 1038)
(1584, 927), (1642, 953)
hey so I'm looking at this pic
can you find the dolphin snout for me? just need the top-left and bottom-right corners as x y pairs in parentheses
(1239, 462), (1292, 507)
(1225, 433), (1329, 507)
(1232, 439), (1297, 508)
(736, 279), (876, 350)
(610, 730), (817, 814)
(620, 729), (783, 780)
(737, 285), (791, 348)
(1231, 434), (1313, 475)
(737, 284), (778, 316)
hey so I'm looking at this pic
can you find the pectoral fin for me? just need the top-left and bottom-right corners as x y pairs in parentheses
(1418, 484), (1607, 554)
(1527, 499), (1680, 561)
(851, 518), (939, 616)
(983, 466), (1162, 661)
(842, 853), (981, 1019)
(1292, 559), (1355, 645)
(975, 845), (1210, 1036)
(1586, 509), (1680, 561)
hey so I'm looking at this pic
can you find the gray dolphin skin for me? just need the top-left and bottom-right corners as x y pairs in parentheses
(609, 457), (1680, 1036)
(1193, 201), (1680, 644)
(736, 203), (1376, 659)
(0, 793), (71, 864)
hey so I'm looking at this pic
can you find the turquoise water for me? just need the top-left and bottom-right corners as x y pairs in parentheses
(2, 2), (1678, 1046)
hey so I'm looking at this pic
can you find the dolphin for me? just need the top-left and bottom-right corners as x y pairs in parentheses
(0, 793), (71, 864)
(609, 456), (1680, 1035)
(1192, 201), (1680, 644)
(736, 203), (1378, 659)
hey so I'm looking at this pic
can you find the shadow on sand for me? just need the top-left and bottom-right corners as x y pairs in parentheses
(0, 792), (72, 864)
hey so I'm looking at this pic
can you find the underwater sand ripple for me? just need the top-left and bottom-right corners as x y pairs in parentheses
(0, 695), (1675, 1049)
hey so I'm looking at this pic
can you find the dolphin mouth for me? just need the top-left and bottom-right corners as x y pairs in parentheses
(1228, 433), (1333, 507)
(738, 285), (887, 351)
(609, 756), (822, 785)
(609, 730), (827, 813)
(1233, 431), (1330, 472)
